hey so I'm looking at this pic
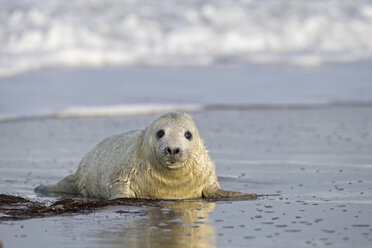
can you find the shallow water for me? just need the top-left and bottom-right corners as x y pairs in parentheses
(1, 62), (372, 121)
(1, 108), (372, 247)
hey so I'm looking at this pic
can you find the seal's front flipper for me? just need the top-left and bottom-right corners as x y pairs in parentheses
(203, 188), (257, 200)
(216, 189), (257, 198)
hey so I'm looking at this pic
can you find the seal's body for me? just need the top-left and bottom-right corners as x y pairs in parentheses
(36, 113), (256, 199)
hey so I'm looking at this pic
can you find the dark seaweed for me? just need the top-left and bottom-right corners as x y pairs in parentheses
(0, 193), (263, 221)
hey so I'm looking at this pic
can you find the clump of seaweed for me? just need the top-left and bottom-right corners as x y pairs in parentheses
(0, 193), (262, 221)
(0, 194), (160, 221)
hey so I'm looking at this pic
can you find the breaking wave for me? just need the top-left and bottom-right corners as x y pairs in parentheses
(1, 0), (372, 77)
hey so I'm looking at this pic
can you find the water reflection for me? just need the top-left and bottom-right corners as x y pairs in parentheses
(106, 200), (216, 248)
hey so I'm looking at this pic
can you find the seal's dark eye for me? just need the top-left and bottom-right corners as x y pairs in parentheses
(185, 131), (193, 141)
(156, 129), (165, 139)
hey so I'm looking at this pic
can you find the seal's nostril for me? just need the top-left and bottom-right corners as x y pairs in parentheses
(165, 147), (180, 155)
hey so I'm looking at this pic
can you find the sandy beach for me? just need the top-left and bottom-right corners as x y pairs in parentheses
(1, 105), (372, 247)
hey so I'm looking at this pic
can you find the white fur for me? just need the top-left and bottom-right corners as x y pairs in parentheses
(44, 113), (219, 199)
(36, 113), (252, 199)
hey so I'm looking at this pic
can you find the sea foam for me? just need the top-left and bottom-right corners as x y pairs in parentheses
(1, 0), (372, 77)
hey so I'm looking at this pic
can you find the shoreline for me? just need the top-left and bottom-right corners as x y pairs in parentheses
(1, 101), (372, 124)
(1, 61), (372, 123)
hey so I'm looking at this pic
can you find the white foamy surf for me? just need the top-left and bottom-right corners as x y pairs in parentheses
(1, 0), (372, 77)
(56, 104), (206, 118)
(0, 104), (206, 122)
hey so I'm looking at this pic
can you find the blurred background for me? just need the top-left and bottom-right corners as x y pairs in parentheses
(0, 0), (372, 120)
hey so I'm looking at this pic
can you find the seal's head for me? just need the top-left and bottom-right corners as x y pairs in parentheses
(144, 113), (201, 169)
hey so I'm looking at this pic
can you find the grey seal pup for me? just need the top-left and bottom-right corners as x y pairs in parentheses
(35, 113), (256, 199)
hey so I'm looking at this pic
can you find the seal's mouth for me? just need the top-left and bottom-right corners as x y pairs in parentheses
(163, 157), (183, 168)
(164, 163), (183, 169)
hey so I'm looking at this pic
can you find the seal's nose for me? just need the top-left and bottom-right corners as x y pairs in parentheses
(165, 147), (180, 156)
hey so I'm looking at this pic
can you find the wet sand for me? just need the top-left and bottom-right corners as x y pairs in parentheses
(1, 107), (372, 247)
